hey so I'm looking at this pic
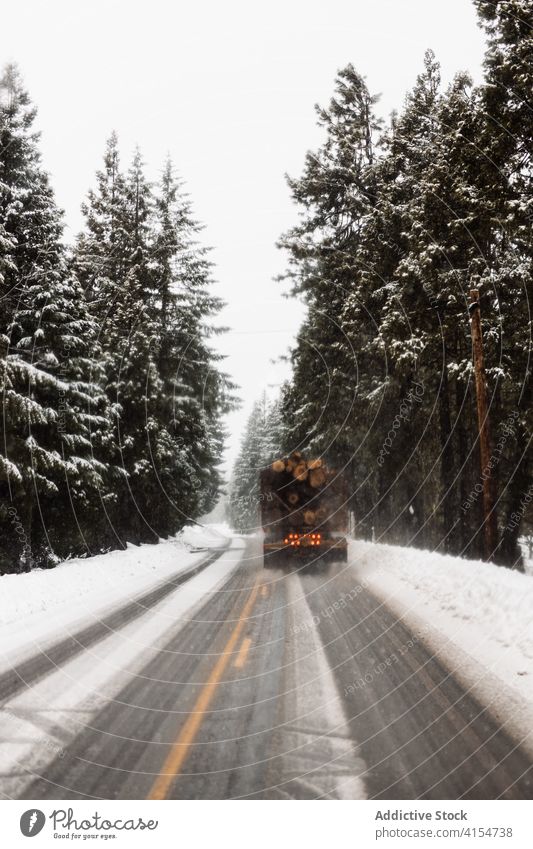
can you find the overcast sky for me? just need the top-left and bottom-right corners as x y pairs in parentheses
(1, 0), (487, 472)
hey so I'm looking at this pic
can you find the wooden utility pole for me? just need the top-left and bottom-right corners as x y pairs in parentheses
(469, 289), (498, 561)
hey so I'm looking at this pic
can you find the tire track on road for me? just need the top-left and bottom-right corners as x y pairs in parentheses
(299, 564), (533, 799)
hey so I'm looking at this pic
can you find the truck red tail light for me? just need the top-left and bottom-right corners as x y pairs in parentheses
(282, 530), (323, 549)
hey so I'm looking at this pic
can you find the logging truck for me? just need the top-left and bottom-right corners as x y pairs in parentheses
(260, 452), (348, 567)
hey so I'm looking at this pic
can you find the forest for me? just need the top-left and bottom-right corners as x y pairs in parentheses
(0, 66), (234, 573)
(229, 0), (532, 568)
(2, 0), (531, 575)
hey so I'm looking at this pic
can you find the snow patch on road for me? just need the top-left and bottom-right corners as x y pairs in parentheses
(349, 540), (533, 754)
(266, 571), (367, 800)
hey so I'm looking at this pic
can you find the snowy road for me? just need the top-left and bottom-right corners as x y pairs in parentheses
(0, 545), (229, 703)
(1, 536), (532, 800)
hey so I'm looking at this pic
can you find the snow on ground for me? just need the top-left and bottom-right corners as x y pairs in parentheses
(0, 524), (229, 672)
(349, 539), (533, 753)
(181, 522), (231, 550)
(0, 541), (246, 799)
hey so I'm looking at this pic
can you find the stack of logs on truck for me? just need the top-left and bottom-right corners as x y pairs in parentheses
(260, 452), (348, 567)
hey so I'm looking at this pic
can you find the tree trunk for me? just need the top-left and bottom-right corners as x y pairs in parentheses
(437, 356), (456, 552)
(21, 485), (33, 572)
(497, 454), (529, 570)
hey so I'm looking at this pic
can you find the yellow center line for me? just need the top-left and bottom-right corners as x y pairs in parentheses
(233, 636), (252, 669)
(147, 576), (262, 800)
(260, 584), (269, 598)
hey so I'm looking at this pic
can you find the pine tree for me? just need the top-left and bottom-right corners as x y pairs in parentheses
(76, 142), (163, 544)
(1, 68), (233, 569)
(278, 65), (381, 467)
(151, 159), (235, 527)
(75, 132), (129, 306)
(0, 64), (109, 570)
(471, 0), (533, 566)
(228, 394), (275, 533)
(362, 53), (470, 550)
(277, 26), (532, 568)
(76, 148), (234, 543)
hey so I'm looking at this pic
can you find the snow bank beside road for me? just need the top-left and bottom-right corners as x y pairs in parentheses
(0, 524), (229, 669)
(180, 522), (231, 551)
(350, 540), (533, 752)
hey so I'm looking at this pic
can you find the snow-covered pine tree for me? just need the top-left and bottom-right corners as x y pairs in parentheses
(0, 64), (109, 571)
(471, 0), (533, 566)
(228, 394), (276, 533)
(474, 0), (532, 156)
(364, 52), (469, 551)
(278, 65), (381, 470)
(262, 394), (286, 462)
(76, 146), (233, 544)
(75, 132), (129, 306)
(76, 143), (163, 544)
(151, 158), (235, 527)
(277, 29), (531, 567)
